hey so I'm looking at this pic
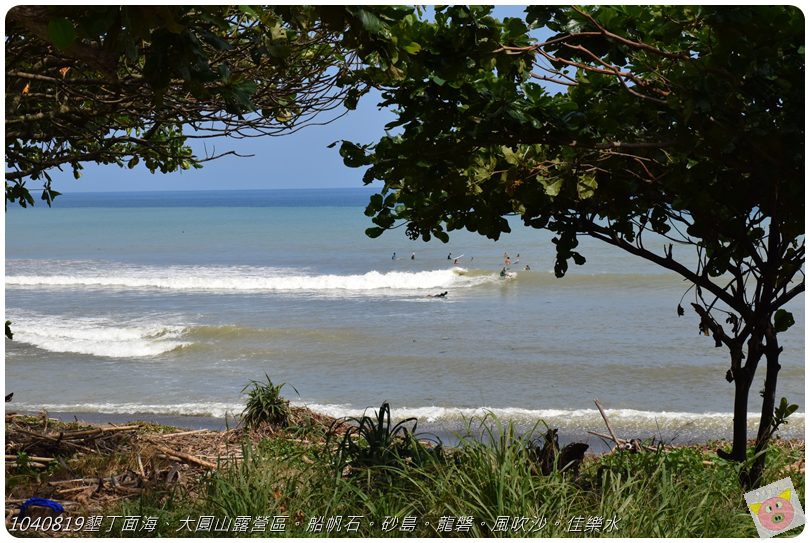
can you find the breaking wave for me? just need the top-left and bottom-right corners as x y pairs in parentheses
(6, 265), (496, 293)
(7, 314), (189, 358)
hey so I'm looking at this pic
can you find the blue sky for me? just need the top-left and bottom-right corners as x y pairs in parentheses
(50, 6), (543, 193)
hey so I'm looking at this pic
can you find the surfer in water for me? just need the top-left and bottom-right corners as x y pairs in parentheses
(428, 291), (448, 298)
(392, 252), (397, 260)
(411, 252), (415, 260)
(447, 252), (452, 260)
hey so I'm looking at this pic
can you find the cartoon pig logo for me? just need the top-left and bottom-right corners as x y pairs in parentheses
(749, 489), (795, 532)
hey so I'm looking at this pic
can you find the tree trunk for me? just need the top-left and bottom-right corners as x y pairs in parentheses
(727, 368), (753, 462)
(749, 333), (782, 486)
(718, 342), (756, 466)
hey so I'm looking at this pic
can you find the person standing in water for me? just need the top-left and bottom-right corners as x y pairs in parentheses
(447, 252), (452, 260)
(411, 252), (415, 260)
(392, 252), (396, 260)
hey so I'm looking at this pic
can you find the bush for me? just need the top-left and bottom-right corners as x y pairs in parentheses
(240, 375), (295, 430)
(327, 401), (441, 474)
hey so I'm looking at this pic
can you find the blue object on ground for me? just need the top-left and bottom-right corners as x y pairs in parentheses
(19, 497), (64, 517)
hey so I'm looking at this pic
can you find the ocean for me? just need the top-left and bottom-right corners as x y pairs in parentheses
(4, 188), (805, 444)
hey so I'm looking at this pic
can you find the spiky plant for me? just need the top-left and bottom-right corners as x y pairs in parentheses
(240, 375), (295, 430)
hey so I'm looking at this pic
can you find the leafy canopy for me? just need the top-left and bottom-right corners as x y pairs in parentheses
(5, 5), (414, 206)
(341, 5), (803, 321)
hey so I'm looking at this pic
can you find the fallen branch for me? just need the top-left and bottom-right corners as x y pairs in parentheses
(6, 461), (48, 469)
(5, 454), (55, 463)
(144, 441), (217, 470)
(15, 428), (96, 453)
(594, 399), (621, 447)
(55, 485), (96, 495)
(160, 429), (210, 438)
(587, 430), (623, 444)
(58, 425), (141, 438)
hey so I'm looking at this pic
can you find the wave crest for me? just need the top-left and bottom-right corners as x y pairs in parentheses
(8, 315), (188, 358)
(7, 266), (496, 293)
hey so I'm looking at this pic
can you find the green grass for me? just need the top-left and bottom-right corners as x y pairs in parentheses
(101, 416), (806, 538)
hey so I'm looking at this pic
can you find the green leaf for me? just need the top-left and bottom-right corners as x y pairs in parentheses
(402, 42), (422, 54)
(501, 146), (518, 165)
(429, 74), (446, 86)
(368, 193), (383, 210)
(577, 174), (597, 199)
(543, 179), (563, 197)
(365, 227), (385, 238)
(355, 9), (386, 35)
(774, 309), (795, 333)
(238, 5), (259, 18)
(47, 17), (76, 50)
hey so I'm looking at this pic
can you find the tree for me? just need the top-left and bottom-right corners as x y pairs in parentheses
(338, 5), (804, 486)
(5, 5), (413, 206)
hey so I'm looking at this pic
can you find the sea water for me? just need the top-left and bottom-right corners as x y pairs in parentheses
(5, 188), (805, 443)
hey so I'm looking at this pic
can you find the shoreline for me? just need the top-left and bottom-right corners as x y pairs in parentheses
(20, 410), (806, 454)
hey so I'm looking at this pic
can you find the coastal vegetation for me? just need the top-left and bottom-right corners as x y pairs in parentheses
(5, 401), (805, 538)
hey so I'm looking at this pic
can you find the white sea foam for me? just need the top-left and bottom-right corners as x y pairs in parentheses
(302, 404), (794, 423)
(9, 314), (189, 358)
(6, 266), (496, 293)
(10, 400), (804, 434)
(301, 403), (806, 433)
(12, 402), (242, 419)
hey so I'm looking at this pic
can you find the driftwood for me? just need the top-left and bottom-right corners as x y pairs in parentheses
(14, 428), (97, 453)
(6, 461), (48, 469)
(594, 399), (621, 447)
(56, 425), (141, 439)
(144, 440), (217, 470)
(589, 400), (657, 453)
(5, 454), (55, 463)
(160, 429), (211, 438)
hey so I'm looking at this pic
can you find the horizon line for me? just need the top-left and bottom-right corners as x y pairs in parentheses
(54, 185), (379, 195)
